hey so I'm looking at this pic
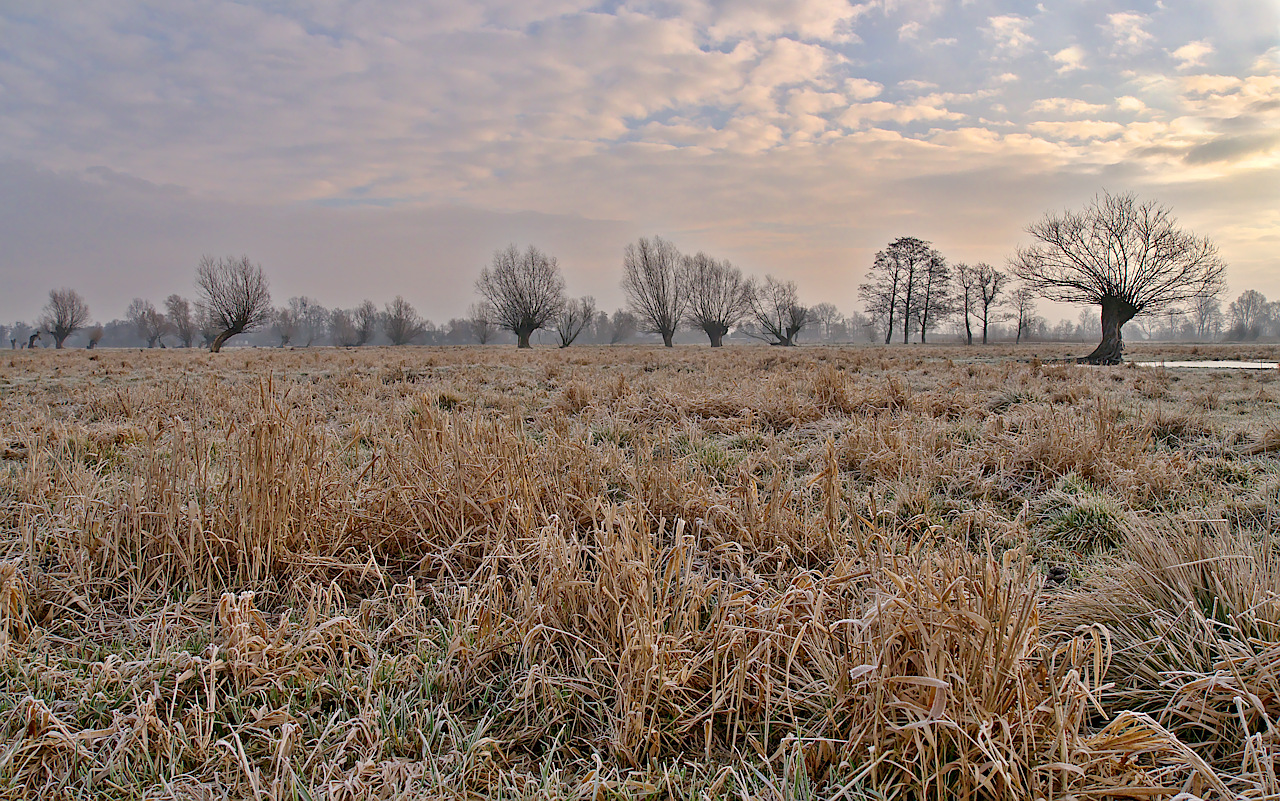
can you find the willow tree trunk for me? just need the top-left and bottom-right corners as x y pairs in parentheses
(1079, 297), (1137, 365)
(703, 323), (727, 347)
(661, 330), (675, 347)
(211, 326), (243, 353)
(516, 327), (533, 349)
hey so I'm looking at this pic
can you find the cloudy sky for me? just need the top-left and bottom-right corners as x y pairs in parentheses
(1, 0), (1277, 325)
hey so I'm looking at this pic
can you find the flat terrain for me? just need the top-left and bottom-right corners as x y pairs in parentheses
(2, 342), (1279, 799)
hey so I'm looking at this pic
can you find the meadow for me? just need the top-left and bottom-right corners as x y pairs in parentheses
(2, 342), (1279, 800)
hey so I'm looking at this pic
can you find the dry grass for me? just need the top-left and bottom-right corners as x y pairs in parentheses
(1, 342), (1278, 799)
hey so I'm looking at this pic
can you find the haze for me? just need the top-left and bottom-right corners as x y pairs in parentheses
(1, 0), (1277, 324)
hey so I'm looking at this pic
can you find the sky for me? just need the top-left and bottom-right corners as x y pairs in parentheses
(1, 0), (1277, 326)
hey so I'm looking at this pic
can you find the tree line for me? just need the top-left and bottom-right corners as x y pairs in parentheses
(4, 193), (1257, 360)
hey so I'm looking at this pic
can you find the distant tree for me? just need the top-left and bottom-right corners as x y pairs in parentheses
(1228, 289), (1268, 340)
(912, 251), (953, 344)
(1190, 294), (1222, 341)
(467, 302), (496, 345)
(196, 255), (272, 352)
(271, 305), (299, 347)
(476, 244), (566, 348)
(282, 296), (328, 346)
(972, 263), (1010, 345)
(1011, 191), (1226, 364)
(329, 308), (360, 347)
(555, 296), (597, 348)
(127, 298), (169, 347)
(383, 296), (425, 345)
(40, 288), (91, 349)
(350, 300), (379, 346)
(1007, 286), (1039, 344)
(809, 303), (842, 342)
(622, 236), (685, 347)
(165, 295), (196, 347)
(682, 252), (752, 347)
(86, 326), (104, 349)
(608, 309), (638, 344)
(749, 276), (811, 346)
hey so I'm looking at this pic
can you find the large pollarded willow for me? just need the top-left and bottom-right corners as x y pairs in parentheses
(476, 244), (566, 349)
(1011, 191), (1226, 364)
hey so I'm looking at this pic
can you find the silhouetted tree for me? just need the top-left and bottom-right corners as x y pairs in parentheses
(86, 326), (104, 349)
(165, 295), (196, 347)
(683, 252), (752, 347)
(468, 302), (496, 345)
(749, 276), (811, 346)
(383, 296), (425, 345)
(912, 251), (953, 344)
(271, 305), (299, 347)
(555, 296), (596, 347)
(196, 255), (272, 352)
(859, 237), (936, 344)
(809, 303), (842, 342)
(622, 236), (685, 347)
(1011, 192), (1226, 364)
(608, 309), (637, 344)
(476, 244), (566, 348)
(40, 288), (91, 349)
(127, 298), (168, 347)
(1008, 286), (1039, 344)
(1229, 289), (1267, 340)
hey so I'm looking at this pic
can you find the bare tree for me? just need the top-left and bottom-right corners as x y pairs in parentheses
(329, 308), (360, 347)
(953, 264), (978, 345)
(86, 326), (104, 350)
(40, 288), (91, 349)
(912, 251), (953, 344)
(196, 255), (272, 352)
(858, 237), (935, 344)
(622, 236), (685, 347)
(1228, 289), (1268, 339)
(165, 295), (196, 347)
(683, 252), (752, 347)
(809, 303), (843, 342)
(271, 305), (299, 347)
(608, 309), (637, 344)
(1007, 286), (1039, 344)
(467, 302), (496, 345)
(554, 296), (597, 348)
(972, 263), (1010, 345)
(749, 276), (811, 346)
(127, 298), (169, 347)
(1011, 191), (1226, 364)
(476, 244), (566, 348)
(383, 296), (425, 345)
(280, 297), (327, 346)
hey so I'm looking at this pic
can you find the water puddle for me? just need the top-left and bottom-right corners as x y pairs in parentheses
(1135, 360), (1279, 369)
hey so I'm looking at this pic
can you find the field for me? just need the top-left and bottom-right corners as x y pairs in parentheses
(2, 342), (1280, 800)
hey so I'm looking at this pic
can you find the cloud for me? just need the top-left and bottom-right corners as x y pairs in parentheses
(1027, 120), (1125, 141)
(1103, 12), (1153, 53)
(1030, 98), (1108, 116)
(1183, 131), (1280, 165)
(1052, 46), (1085, 74)
(1116, 96), (1148, 113)
(985, 15), (1033, 54)
(1170, 40), (1213, 69)
(898, 20), (922, 41)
